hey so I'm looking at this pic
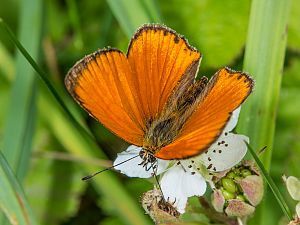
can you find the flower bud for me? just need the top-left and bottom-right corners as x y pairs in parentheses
(211, 160), (263, 217)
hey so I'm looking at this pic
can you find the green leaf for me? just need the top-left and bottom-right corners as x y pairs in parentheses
(0, 151), (37, 225)
(159, 0), (251, 69)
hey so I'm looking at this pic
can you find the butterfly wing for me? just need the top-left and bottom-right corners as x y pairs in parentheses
(65, 24), (201, 146)
(65, 49), (145, 145)
(127, 24), (201, 123)
(154, 68), (254, 160)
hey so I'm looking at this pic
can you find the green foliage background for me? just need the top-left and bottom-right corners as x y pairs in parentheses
(0, 0), (299, 224)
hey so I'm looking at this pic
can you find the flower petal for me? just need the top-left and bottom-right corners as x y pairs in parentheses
(198, 133), (249, 172)
(160, 164), (207, 213)
(113, 145), (169, 178)
(224, 106), (241, 132)
(286, 176), (300, 201)
(237, 175), (264, 206)
(212, 189), (226, 213)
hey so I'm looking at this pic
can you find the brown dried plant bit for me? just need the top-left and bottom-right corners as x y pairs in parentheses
(141, 189), (180, 224)
(211, 160), (263, 217)
(288, 216), (300, 225)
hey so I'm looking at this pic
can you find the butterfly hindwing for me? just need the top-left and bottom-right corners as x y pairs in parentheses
(154, 68), (254, 160)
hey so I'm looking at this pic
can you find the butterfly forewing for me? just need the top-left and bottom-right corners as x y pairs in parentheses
(65, 49), (145, 145)
(127, 25), (201, 123)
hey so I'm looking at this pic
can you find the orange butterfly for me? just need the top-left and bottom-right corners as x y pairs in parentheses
(65, 24), (253, 169)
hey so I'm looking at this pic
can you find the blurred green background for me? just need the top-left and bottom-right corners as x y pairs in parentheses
(0, 0), (299, 225)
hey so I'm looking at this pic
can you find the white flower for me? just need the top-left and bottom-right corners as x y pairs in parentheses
(113, 107), (249, 213)
(159, 160), (207, 213)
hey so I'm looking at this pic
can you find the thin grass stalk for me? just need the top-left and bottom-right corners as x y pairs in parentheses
(1, 0), (42, 180)
(247, 144), (293, 220)
(0, 151), (38, 225)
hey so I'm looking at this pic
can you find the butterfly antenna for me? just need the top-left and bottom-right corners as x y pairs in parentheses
(82, 154), (140, 181)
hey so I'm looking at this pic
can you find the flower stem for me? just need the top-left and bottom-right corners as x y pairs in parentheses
(247, 144), (293, 221)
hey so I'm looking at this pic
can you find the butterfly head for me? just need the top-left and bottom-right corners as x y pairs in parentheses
(138, 148), (158, 172)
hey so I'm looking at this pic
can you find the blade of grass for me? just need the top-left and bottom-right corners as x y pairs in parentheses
(106, 0), (160, 38)
(247, 143), (293, 220)
(1, 0), (42, 180)
(237, 0), (290, 225)
(0, 1), (42, 223)
(237, 1), (291, 224)
(0, 151), (37, 225)
(237, 0), (291, 170)
(15, 86), (37, 180)
(0, 19), (93, 141)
